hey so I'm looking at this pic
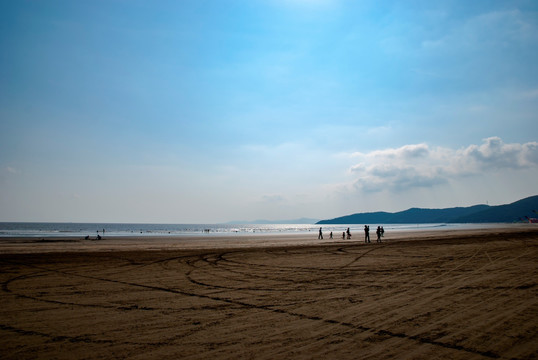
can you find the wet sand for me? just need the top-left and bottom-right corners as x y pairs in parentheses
(1, 226), (537, 359)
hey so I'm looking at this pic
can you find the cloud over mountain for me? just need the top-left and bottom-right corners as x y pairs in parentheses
(350, 137), (538, 193)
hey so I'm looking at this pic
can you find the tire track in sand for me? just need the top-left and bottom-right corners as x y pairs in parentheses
(0, 251), (505, 359)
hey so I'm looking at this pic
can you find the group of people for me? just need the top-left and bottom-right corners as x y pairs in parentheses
(363, 225), (384, 243)
(318, 225), (384, 243)
(317, 227), (352, 240)
(84, 229), (105, 240)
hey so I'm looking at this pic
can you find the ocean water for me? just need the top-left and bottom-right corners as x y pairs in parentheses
(0, 222), (510, 238)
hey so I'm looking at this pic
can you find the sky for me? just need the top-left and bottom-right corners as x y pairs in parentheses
(1, 0), (537, 223)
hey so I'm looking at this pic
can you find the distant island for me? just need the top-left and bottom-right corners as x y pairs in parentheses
(317, 195), (538, 224)
(227, 218), (320, 225)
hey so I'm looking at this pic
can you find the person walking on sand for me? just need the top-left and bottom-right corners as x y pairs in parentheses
(346, 227), (351, 240)
(364, 225), (370, 243)
(330, 231), (333, 239)
(376, 226), (382, 243)
(318, 227), (323, 240)
(342, 232), (346, 240)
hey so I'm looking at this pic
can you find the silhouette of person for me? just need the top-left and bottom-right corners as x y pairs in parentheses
(364, 225), (370, 243)
(376, 226), (382, 242)
(318, 227), (323, 240)
(381, 226), (384, 238)
(346, 227), (351, 240)
(329, 231), (333, 239)
(342, 232), (346, 240)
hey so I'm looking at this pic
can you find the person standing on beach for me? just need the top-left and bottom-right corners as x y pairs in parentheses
(346, 227), (351, 240)
(364, 225), (370, 243)
(330, 231), (333, 239)
(376, 226), (382, 242)
(318, 227), (323, 240)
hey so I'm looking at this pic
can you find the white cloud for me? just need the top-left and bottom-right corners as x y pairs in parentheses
(462, 137), (538, 170)
(350, 137), (538, 193)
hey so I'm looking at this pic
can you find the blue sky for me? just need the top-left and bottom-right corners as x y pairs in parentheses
(1, 0), (537, 223)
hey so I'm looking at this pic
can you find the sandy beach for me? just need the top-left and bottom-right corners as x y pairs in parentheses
(1, 226), (536, 359)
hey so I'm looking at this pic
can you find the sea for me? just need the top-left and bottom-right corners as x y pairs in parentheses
(0, 222), (510, 238)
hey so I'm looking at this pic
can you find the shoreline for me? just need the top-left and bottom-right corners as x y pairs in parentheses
(0, 224), (536, 254)
(0, 221), (529, 239)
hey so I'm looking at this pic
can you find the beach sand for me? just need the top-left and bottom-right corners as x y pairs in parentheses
(1, 226), (536, 359)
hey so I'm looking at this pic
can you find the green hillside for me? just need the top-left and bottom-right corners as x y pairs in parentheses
(317, 195), (538, 224)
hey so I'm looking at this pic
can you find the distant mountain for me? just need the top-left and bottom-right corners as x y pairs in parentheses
(317, 195), (538, 224)
(227, 218), (320, 225)
(451, 195), (538, 223)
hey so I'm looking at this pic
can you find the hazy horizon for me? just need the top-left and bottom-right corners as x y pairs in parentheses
(2, 1), (537, 223)
(0, 194), (534, 225)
